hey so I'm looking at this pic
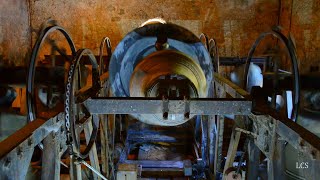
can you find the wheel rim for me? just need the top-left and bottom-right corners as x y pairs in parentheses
(65, 48), (100, 159)
(244, 31), (300, 121)
(27, 25), (76, 122)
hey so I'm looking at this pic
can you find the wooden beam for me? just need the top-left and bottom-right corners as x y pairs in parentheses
(84, 115), (101, 180)
(222, 129), (241, 178)
(41, 132), (61, 180)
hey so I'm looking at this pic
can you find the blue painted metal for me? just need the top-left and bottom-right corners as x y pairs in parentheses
(109, 23), (213, 98)
(201, 116), (209, 167)
(122, 160), (184, 169)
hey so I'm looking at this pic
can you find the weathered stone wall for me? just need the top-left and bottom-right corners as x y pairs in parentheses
(280, 0), (320, 74)
(5, 0), (319, 72)
(29, 0), (279, 58)
(0, 0), (31, 66)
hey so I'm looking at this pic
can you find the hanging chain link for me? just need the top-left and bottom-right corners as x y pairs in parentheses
(64, 50), (101, 157)
(65, 61), (76, 155)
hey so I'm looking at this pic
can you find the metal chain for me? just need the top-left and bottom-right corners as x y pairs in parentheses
(65, 61), (76, 155)
(65, 49), (101, 160)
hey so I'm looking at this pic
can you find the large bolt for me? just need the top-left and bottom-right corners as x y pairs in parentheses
(52, 132), (56, 140)
(264, 144), (269, 152)
(4, 158), (10, 167)
(163, 112), (168, 120)
(28, 138), (33, 146)
(17, 146), (23, 157)
(311, 150), (317, 159)
(299, 140), (305, 147)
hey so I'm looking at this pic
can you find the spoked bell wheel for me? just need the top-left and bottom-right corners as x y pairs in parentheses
(208, 38), (220, 74)
(99, 37), (112, 75)
(199, 33), (220, 74)
(245, 31), (300, 121)
(27, 24), (76, 122)
(27, 23), (76, 150)
(98, 37), (117, 179)
(199, 33), (209, 50)
(65, 48), (101, 159)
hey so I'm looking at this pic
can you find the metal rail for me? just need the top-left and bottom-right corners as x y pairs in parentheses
(83, 97), (252, 115)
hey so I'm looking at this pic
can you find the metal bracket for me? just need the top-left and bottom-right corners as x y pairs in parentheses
(162, 96), (169, 120)
(184, 96), (190, 119)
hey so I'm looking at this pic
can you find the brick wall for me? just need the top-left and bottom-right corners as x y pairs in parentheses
(0, 0), (31, 66)
(280, 0), (320, 73)
(1, 0), (281, 66)
(1, 0), (319, 73)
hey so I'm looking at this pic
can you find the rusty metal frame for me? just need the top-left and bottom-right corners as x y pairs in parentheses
(0, 114), (66, 179)
(1, 73), (319, 180)
(213, 73), (320, 180)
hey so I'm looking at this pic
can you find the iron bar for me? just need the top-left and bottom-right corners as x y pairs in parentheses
(79, 159), (108, 180)
(83, 97), (252, 115)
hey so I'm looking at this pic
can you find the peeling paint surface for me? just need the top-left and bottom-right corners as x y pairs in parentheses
(280, 0), (320, 73)
(0, 0), (30, 66)
(29, 0), (280, 57)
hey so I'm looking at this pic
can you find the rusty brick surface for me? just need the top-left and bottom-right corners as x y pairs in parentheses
(280, 0), (320, 74)
(29, 0), (280, 58)
(0, 0), (31, 66)
(6, 0), (319, 70)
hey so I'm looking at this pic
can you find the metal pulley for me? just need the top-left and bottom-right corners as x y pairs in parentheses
(109, 23), (213, 126)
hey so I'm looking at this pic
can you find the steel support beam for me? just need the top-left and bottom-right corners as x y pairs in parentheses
(84, 98), (252, 115)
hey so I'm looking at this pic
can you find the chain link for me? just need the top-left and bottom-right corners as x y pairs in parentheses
(65, 62), (75, 155)
(64, 50), (101, 156)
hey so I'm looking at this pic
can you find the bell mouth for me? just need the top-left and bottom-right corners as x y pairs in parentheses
(108, 23), (213, 126)
(130, 50), (207, 98)
(144, 74), (199, 99)
(128, 50), (208, 126)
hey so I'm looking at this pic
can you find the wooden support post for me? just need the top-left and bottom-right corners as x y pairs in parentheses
(214, 115), (224, 176)
(0, 144), (34, 180)
(267, 123), (279, 180)
(213, 77), (226, 177)
(41, 132), (60, 180)
(268, 138), (286, 180)
(247, 139), (261, 180)
(223, 128), (241, 178)
(100, 114), (109, 177)
(270, 139), (286, 179)
(107, 114), (116, 178)
(201, 116), (209, 166)
(267, 154), (274, 179)
(84, 115), (101, 180)
(208, 115), (216, 172)
(70, 155), (82, 180)
(99, 79), (109, 178)
(310, 159), (320, 180)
